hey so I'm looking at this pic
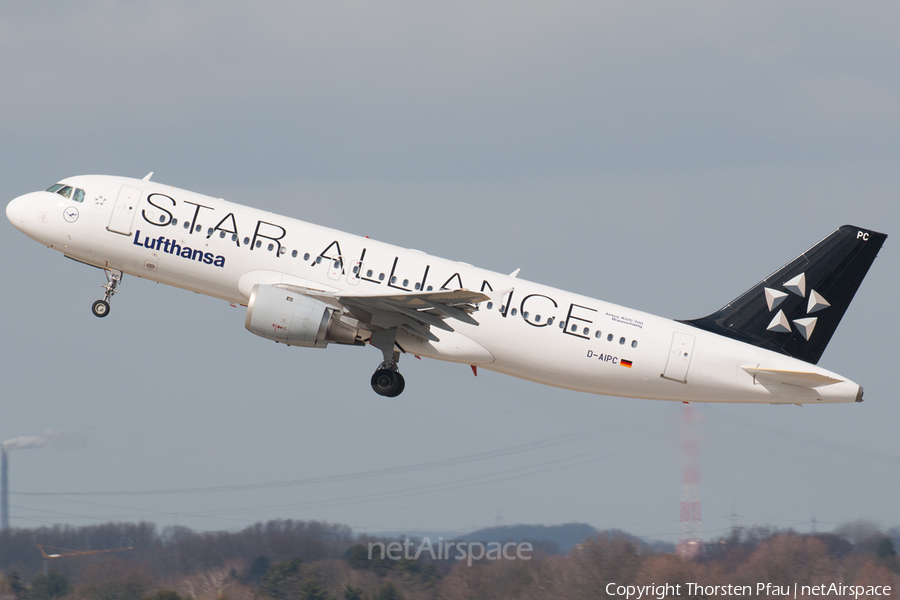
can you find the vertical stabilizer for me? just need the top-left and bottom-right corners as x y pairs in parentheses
(680, 225), (886, 364)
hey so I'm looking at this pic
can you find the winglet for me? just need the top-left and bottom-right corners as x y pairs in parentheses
(509, 268), (520, 278)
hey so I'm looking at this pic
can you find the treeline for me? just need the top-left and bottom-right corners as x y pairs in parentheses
(0, 521), (897, 600)
(0, 520), (354, 578)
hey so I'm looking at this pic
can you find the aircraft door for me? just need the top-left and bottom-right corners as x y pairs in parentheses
(107, 186), (142, 235)
(662, 332), (695, 383)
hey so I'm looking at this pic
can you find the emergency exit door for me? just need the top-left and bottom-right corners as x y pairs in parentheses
(662, 332), (695, 383)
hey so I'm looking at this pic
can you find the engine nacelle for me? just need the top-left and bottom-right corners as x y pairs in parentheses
(245, 284), (358, 347)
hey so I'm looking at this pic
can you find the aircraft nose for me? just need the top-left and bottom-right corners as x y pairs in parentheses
(6, 195), (28, 232)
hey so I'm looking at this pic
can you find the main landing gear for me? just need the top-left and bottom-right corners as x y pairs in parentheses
(371, 362), (405, 397)
(369, 328), (406, 397)
(91, 269), (123, 318)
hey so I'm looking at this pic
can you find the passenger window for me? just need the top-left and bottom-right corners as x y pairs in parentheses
(607, 334), (614, 342)
(219, 231), (226, 238)
(402, 279), (409, 287)
(414, 283), (421, 290)
(486, 302), (493, 310)
(207, 227), (214, 235)
(595, 331), (601, 339)
(195, 225), (202, 232)
(632, 340), (638, 348)
(73, 189), (85, 203)
(366, 269), (373, 277)
(184, 222), (191, 230)
(243, 237), (250, 245)
(172, 218), (179, 226)
(159, 215), (166, 223)
(426, 285), (433, 291)
(511, 308), (517, 316)
(267, 243), (274, 251)
(255, 240), (262, 248)
(303, 253), (310, 261)
(291, 250), (298, 258)
(378, 273), (385, 281)
(535, 315), (541, 322)
(619, 337), (626, 345)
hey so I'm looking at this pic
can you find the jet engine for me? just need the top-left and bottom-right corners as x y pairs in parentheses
(245, 284), (359, 347)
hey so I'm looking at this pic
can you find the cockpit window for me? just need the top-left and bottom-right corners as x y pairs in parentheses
(45, 184), (85, 202)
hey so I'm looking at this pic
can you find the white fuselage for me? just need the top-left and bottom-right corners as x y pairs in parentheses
(6, 175), (862, 404)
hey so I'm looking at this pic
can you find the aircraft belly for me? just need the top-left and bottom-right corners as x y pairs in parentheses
(397, 327), (494, 365)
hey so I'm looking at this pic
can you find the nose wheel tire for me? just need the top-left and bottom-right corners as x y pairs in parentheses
(371, 369), (405, 397)
(91, 300), (111, 318)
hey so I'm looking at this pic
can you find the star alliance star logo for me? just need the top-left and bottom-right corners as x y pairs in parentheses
(763, 273), (830, 340)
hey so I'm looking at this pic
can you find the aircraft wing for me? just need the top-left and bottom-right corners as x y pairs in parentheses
(328, 289), (490, 342)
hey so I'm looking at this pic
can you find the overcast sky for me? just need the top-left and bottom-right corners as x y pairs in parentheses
(1, 2), (898, 543)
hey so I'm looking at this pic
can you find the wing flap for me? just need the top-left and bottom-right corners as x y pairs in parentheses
(335, 288), (489, 341)
(382, 301), (455, 332)
(337, 289), (489, 309)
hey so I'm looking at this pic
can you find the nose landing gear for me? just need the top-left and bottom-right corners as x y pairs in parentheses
(92, 269), (123, 318)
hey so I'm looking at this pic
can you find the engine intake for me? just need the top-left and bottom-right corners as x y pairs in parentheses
(245, 284), (358, 347)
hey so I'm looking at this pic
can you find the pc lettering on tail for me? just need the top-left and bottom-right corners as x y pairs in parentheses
(6, 173), (887, 402)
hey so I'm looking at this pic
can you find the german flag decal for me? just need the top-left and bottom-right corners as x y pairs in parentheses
(620, 359), (633, 368)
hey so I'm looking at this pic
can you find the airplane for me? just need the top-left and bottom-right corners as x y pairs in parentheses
(5, 174), (887, 403)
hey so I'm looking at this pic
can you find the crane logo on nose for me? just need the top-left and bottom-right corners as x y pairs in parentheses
(63, 207), (80, 223)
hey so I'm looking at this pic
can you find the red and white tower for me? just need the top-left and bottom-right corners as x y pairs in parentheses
(676, 403), (702, 558)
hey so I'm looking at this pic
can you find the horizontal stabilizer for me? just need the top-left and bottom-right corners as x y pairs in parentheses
(742, 367), (843, 387)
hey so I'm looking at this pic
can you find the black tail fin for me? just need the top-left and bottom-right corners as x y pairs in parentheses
(680, 225), (887, 364)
